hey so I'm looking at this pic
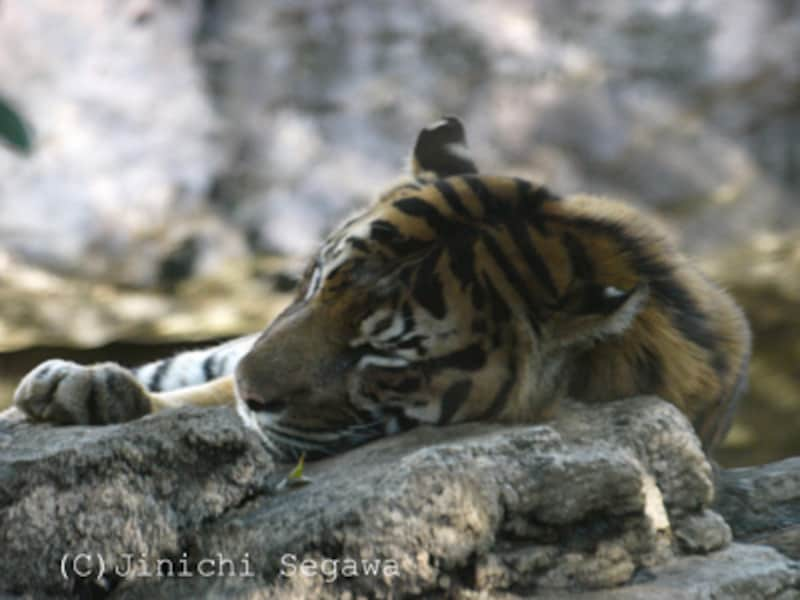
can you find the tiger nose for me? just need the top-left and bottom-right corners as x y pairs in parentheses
(234, 367), (289, 414)
(242, 391), (288, 414)
(235, 359), (314, 414)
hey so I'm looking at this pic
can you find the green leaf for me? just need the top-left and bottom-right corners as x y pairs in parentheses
(275, 453), (311, 491)
(0, 96), (33, 155)
(287, 453), (306, 480)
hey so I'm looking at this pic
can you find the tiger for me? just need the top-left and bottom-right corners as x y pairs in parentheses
(12, 117), (751, 463)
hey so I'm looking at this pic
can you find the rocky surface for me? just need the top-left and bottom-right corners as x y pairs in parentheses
(715, 456), (800, 561)
(202, 0), (800, 257)
(0, 0), (242, 287)
(0, 406), (273, 598)
(1, 396), (797, 599)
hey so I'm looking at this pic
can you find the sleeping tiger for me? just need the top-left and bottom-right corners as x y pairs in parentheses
(13, 118), (751, 462)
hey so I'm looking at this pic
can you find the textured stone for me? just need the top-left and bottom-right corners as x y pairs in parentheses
(673, 510), (732, 554)
(0, 0), (239, 287)
(1, 396), (797, 598)
(715, 456), (800, 560)
(201, 0), (800, 257)
(546, 544), (799, 600)
(4, 1), (799, 270)
(0, 407), (272, 597)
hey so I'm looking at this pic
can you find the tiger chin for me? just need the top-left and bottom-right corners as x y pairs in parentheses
(12, 117), (751, 463)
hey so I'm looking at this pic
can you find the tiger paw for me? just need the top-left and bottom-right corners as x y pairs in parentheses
(13, 360), (152, 425)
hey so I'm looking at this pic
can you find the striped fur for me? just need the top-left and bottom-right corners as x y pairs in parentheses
(14, 118), (750, 463)
(234, 118), (750, 459)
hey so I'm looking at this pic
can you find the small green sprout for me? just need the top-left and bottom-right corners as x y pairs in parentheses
(276, 453), (311, 491)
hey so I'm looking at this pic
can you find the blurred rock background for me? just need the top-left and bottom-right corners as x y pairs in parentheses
(0, 0), (797, 466)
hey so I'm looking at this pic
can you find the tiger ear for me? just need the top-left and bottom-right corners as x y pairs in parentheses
(412, 116), (479, 181)
(550, 283), (649, 345)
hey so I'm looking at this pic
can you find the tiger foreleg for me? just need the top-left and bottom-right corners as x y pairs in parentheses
(14, 360), (153, 425)
(14, 362), (238, 426)
(149, 375), (236, 412)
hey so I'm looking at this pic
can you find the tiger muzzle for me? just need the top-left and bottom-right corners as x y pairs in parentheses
(234, 302), (353, 415)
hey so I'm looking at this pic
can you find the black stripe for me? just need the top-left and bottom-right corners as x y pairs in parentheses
(562, 230), (594, 280)
(462, 175), (502, 219)
(412, 247), (446, 319)
(393, 197), (450, 235)
(438, 380), (472, 424)
(471, 282), (486, 311)
(483, 274), (511, 323)
(395, 335), (428, 353)
(369, 220), (400, 245)
(445, 228), (478, 290)
(471, 318), (488, 334)
(395, 236), (432, 257)
(371, 216), (437, 257)
(434, 179), (471, 218)
(427, 343), (487, 372)
(628, 244), (717, 352)
(622, 243), (719, 354)
(327, 264), (349, 284)
(148, 359), (172, 392)
(347, 237), (369, 253)
(652, 278), (718, 353)
(202, 353), (217, 382)
(370, 315), (394, 336)
(507, 219), (559, 298)
(479, 326), (518, 420)
(515, 177), (560, 209)
(481, 233), (538, 312)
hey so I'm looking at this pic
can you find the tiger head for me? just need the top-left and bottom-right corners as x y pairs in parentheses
(233, 117), (658, 461)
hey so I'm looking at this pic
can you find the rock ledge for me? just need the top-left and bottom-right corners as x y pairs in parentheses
(0, 397), (798, 599)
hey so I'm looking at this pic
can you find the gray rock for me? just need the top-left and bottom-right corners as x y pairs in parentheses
(0, 1), (243, 287)
(2, 1), (799, 280)
(1, 396), (797, 598)
(672, 510), (732, 555)
(0, 407), (273, 597)
(202, 1), (800, 257)
(715, 457), (800, 560)
(549, 544), (799, 600)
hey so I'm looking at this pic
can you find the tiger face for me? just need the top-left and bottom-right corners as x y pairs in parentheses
(235, 118), (750, 461)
